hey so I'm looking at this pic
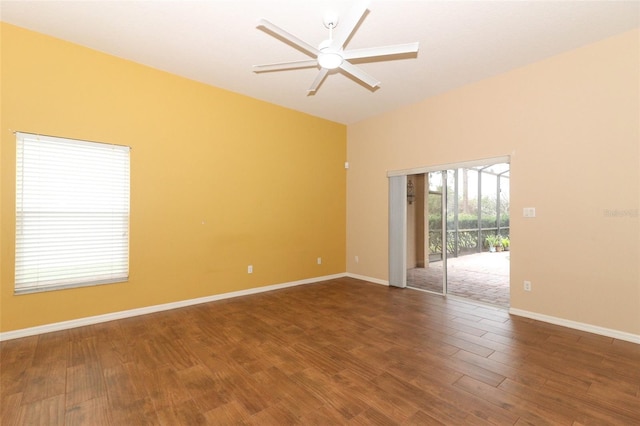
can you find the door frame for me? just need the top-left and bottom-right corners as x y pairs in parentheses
(387, 155), (510, 290)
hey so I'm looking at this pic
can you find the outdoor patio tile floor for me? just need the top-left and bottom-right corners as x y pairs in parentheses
(407, 251), (510, 308)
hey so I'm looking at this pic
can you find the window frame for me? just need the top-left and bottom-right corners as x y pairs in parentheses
(15, 132), (131, 294)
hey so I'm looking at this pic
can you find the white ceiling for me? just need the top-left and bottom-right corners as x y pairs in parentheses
(1, 1), (638, 124)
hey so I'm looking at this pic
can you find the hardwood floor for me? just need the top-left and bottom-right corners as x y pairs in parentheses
(1, 277), (639, 425)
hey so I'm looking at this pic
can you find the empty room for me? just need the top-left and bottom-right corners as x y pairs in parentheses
(1, 1), (639, 424)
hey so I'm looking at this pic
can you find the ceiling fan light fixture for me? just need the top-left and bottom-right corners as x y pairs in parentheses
(318, 50), (343, 69)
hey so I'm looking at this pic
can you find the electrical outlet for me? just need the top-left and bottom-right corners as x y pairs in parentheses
(524, 280), (532, 291)
(248, 265), (253, 274)
(355, 255), (359, 263)
(317, 257), (322, 265)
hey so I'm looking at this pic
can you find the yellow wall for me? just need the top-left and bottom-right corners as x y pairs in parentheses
(347, 30), (640, 335)
(0, 23), (346, 332)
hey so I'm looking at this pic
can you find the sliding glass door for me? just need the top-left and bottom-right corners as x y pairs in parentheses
(389, 157), (511, 307)
(404, 171), (447, 294)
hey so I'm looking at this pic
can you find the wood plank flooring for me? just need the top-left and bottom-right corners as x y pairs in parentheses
(1, 277), (639, 425)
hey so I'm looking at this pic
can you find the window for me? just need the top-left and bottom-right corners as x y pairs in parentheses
(15, 132), (130, 294)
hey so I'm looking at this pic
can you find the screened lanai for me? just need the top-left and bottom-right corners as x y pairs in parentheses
(406, 162), (510, 307)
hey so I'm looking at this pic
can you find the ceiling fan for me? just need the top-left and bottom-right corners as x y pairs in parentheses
(252, 0), (419, 94)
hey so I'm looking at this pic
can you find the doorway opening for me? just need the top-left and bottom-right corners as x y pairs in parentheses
(404, 162), (510, 308)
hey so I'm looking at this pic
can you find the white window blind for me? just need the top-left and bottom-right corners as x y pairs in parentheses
(15, 132), (130, 294)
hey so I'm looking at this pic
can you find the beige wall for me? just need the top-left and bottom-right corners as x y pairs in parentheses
(347, 30), (640, 335)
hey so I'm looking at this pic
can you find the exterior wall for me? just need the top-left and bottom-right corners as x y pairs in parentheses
(406, 175), (426, 269)
(347, 30), (640, 335)
(0, 23), (347, 332)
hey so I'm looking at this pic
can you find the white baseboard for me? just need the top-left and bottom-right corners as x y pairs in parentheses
(0, 273), (346, 342)
(344, 272), (389, 286)
(10, 276), (634, 346)
(509, 308), (640, 344)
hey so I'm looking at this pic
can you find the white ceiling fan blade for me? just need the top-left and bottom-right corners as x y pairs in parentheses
(253, 59), (318, 73)
(343, 42), (419, 60)
(339, 61), (380, 89)
(257, 18), (319, 57)
(308, 69), (329, 94)
(331, 0), (370, 49)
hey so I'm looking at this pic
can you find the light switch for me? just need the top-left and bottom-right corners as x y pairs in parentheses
(523, 207), (536, 218)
